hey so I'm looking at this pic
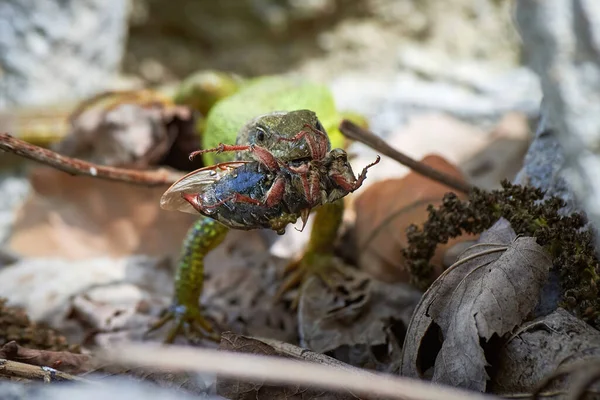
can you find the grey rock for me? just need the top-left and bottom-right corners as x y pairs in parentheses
(0, 0), (129, 109)
(0, 255), (172, 328)
(330, 51), (541, 139)
(0, 169), (30, 245)
(513, 106), (581, 216)
(0, 378), (224, 400)
(515, 0), (600, 250)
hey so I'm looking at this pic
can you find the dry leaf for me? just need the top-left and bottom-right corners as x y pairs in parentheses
(353, 154), (477, 283)
(53, 90), (201, 171)
(298, 263), (421, 371)
(7, 167), (196, 259)
(199, 236), (298, 345)
(217, 333), (359, 400)
(489, 308), (600, 395)
(400, 218), (552, 392)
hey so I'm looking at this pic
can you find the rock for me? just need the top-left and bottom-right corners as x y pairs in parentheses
(515, 0), (600, 249)
(0, 255), (172, 330)
(0, 378), (223, 400)
(330, 54), (541, 139)
(127, 0), (521, 83)
(0, 0), (129, 109)
(0, 167), (30, 245)
(513, 107), (581, 216)
(489, 308), (600, 395)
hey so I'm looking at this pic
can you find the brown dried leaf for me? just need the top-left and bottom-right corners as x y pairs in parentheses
(54, 90), (201, 171)
(400, 218), (552, 392)
(217, 333), (359, 400)
(490, 308), (600, 395)
(298, 263), (421, 371)
(200, 235), (298, 344)
(354, 154), (477, 283)
(7, 168), (196, 259)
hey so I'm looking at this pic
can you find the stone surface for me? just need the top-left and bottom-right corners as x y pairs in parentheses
(127, 0), (520, 82)
(515, 0), (600, 248)
(513, 106), (581, 216)
(0, 168), (30, 245)
(0, 0), (129, 109)
(330, 48), (542, 139)
(0, 379), (223, 400)
(0, 255), (172, 328)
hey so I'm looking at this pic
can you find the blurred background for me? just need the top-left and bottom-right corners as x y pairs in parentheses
(0, 0), (540, 181)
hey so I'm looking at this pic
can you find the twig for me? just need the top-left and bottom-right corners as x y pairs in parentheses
(0, 358), (91, 384)
(100, 343), (496, 400)
(0, 133), (183, 187)
(0, 341), (91, 375)
(339, 120), (473, 194)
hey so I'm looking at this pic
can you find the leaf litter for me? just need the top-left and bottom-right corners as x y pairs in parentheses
(401, 218), (552, 391)
(353, 154), (478, 283)
(1, 93), (594, 400)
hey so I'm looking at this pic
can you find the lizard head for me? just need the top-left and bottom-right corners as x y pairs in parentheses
(236, 109), (332, 162)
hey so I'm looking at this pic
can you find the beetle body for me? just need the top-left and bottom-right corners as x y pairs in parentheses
(161, 149), (380, 234)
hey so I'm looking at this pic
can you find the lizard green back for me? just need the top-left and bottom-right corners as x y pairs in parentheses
(201, 76), (344, 165)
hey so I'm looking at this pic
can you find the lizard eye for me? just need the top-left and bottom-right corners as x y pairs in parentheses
(256, 127), (266, 142)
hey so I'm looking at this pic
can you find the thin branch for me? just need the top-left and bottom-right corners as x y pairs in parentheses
(0, 358), (91, 384)
(100, 343), (496, 400)
(0, 133), (183, 187)
(339, 120), (474, 194)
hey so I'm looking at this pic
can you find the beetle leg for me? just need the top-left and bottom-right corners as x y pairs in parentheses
(331, 155), (381, 192)
(275, 123), (329, 160)
(288, 164), (312, 205)
(288, 164), (321, 208)
(264, 175), (286, 207)
(190, 144), (280, 171)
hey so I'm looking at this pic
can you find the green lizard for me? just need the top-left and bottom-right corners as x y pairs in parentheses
(151, 73), (363, 343)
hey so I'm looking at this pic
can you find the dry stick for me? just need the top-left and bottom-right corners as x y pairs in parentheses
(0, 133), (183, 187)
(339, 120), (473, 194)
(100, 344), (496, 400)
(0, 358), (90, 384)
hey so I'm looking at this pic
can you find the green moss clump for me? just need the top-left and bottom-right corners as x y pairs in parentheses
(403, 180), (600, 327)
(0, 297), (80, 353)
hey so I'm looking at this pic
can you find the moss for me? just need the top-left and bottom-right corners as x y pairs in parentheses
(0, 297), (80, 353)
(403, 180), (600, 328)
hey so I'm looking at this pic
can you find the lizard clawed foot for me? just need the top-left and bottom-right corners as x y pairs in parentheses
(145, 303), (220, 344)
(274, 251), (352, 310)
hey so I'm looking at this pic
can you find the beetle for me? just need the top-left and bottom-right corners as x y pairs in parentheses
(160, 147), (380, 234)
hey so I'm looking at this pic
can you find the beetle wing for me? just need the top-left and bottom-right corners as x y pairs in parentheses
(160, 161), (250, 214)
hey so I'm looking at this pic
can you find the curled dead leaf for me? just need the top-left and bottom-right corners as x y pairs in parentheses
(53, 90), (201, 171)
(400, 218), (552, 392)
(490, 308), (600, 396)
(298, 263), (421, 371)
(353, 154), (477, 283)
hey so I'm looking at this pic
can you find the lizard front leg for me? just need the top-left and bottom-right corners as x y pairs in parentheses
(147, 216), (228, 343)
